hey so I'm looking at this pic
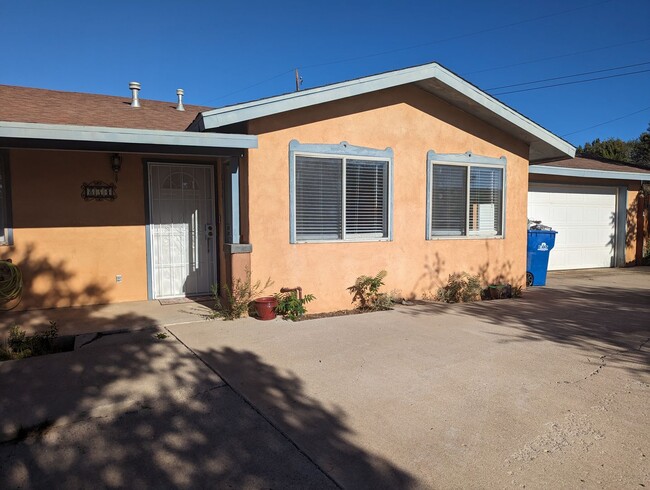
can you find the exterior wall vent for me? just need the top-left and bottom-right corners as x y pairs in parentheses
(129, 82), (141, 108)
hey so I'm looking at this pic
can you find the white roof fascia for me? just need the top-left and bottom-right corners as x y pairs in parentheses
(530, 164), (650, 181)
(0, 121), (257, 149)
(200, 62), (574, 159)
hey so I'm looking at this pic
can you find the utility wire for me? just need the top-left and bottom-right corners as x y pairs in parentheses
(298, 0), (613, 70)
(203, 0), (617, 105)
(204, 69), (294, 104)
(562, 106), (650, 137)
(465, 37), (650, 76)
(487, 61), (650, 90)
(492, 68), (650, 95)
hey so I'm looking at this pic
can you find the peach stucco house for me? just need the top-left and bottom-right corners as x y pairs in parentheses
(6, 61), (642, 314)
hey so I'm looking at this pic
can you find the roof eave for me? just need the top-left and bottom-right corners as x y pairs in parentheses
(198, 62), (574, 162)
(530, 164), (650, 181)
(0, 121), (257, 150)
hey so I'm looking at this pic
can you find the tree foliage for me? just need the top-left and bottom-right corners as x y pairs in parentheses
(576, 122), (650, 168)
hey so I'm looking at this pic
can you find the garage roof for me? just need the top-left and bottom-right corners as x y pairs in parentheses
(530, 157), (650, 181)
(197, 62), (576, 163)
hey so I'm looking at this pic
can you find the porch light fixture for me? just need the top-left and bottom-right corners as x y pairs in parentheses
(111, 153), (122, 182)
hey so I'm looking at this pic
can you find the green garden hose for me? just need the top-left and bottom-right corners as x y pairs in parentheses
(0, 260), (23, 310)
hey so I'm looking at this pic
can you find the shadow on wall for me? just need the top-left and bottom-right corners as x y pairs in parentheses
(608, 192), (647, 266)
(0, 242), (115, 333)
(411, 246), (525, 299)
(0, 337), (416, 488)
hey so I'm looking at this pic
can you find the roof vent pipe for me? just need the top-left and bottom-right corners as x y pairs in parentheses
(176, 88), (185, 111)
(129, 81), (141, 108)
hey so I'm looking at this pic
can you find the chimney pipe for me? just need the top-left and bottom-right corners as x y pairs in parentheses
(176, 88), (185, 111)
(129, 81), (141, 108)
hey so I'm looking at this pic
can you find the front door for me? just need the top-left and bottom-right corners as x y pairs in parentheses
(148, 163), (216, 298)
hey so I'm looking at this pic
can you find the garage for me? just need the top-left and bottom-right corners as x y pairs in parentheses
(528, 157), (650, 271)
(528, 184), (618, 270)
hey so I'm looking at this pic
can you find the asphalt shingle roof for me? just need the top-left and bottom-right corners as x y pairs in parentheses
(534, 156), (650, 175)
(0, 85), (212, 132)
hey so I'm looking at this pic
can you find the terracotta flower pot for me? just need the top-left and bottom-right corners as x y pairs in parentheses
(254, 296), (278, 320)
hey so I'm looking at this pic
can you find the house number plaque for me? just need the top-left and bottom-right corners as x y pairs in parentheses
(81, 181), (117, 201)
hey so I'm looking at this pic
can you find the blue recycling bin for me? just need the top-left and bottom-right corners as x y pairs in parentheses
(526, 230), (558, 286)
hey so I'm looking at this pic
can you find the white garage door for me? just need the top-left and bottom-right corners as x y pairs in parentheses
(527, 184), (618, 270)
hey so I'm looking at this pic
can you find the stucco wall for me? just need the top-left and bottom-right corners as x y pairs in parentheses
(2, 149), (148, 309)
(247, 85), (530, 313)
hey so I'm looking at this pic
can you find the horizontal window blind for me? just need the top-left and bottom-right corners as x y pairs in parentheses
(431, 164), (467, 236)
(295, 156), (342, 240)
(0, 162), (6, 243)
(345, 159), (387, 237)
(469, 167), (503, 236)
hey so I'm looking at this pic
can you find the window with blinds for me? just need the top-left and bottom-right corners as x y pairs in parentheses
(469, 167), (503, 236)
(0, 155), (9, 246)
(428, 158), (505, 239)
(294, 154), (389, 242)
(431, 165), (467, 236)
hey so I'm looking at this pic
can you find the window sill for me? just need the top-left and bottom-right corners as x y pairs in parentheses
(427, 235), (504, 241)
(293, 237), (391, 244)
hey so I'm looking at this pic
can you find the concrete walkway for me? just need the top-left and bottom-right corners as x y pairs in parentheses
(0, 327), (335, 488)
(0, 298), (215, 337)
(166, 267), (650, 489)
(1, 267), (648, 488)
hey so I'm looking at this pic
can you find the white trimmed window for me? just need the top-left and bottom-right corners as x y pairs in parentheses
(0, 153), (11, 246)
(426, 151), (506, 239)
(290, 141), (393, 243)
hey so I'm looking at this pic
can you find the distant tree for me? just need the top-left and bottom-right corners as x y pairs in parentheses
(631, 123), (650, 168)
(576, 137), (635, 162)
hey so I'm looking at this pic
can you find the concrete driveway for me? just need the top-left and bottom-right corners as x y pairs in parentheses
(1, 268), (648, 488)
(167, 267), (650, 489)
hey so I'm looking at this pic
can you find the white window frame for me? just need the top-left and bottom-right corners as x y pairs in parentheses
(0, 151), (12, 247)
(289, 140), (393, 244)
(426, 150), (507, 240)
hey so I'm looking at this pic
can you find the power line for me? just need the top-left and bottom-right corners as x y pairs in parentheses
(465, 37), (650, 76)
(562, 106), (650, 137)
(487, 61), (650, 90)
(204, 69), (294, 105)
(492, 68), (650, 95)
(298, 0), (613, 71)
(202, 0), (638, 106)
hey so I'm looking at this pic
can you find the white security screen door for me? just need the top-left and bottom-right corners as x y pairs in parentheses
(148, 163), (217, 298)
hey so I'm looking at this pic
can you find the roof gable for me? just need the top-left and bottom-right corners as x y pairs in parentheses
(197, 62), (575, 163)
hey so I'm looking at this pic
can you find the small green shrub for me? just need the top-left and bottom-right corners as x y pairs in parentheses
(347, 270), (393, 311)
(435, 273), (482, 303)
(275, 291), (316, 321)
(1, 322), (58, 360)
(212, 270), (273, 320)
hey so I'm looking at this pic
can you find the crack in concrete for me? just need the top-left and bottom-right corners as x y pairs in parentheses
(558, 337), (650, 385)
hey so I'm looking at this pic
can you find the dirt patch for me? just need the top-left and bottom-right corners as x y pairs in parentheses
(297, 309), (365, 321)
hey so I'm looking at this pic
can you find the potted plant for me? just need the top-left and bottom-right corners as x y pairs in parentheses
(254, 296), (279, 320)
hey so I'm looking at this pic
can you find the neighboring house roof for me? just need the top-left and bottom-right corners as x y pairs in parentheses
(196, 61), (576, 163)
(0, 85), (257, 151)
(530, 156), (650, 181)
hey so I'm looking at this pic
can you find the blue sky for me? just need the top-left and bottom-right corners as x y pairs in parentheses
(1, 0), (649, 146)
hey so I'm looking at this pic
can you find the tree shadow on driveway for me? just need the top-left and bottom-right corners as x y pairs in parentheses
(185, 346), (418, 489)
(401, 276), (650, 377)
(0, 329), (415, 489)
